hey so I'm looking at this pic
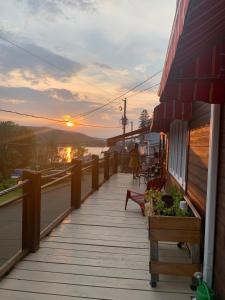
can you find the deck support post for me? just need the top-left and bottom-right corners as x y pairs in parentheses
(71, 159), (82, 209)
(150, 239), (159, 287)
(92, 155), (99, 190)
(22, 170), (41, 253)
(104, 152), (109, 181)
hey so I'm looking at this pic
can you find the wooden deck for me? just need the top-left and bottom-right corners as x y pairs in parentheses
(0, 173), (193, 299)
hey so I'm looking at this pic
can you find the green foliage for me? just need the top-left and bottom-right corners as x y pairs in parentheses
(139, 109), (151, 128)
(0, 189), (22, 204)
(74, 145), (87, 158)
(0, 121), (35, 177)
(146, 186), (190, 217)
(0, 177), (17, 191)
(145, 189), (162, 203)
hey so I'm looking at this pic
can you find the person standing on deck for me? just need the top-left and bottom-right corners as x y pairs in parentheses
(129, 143), (140, 179)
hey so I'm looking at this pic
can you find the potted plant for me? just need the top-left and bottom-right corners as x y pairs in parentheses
(146, 187), (202, 287)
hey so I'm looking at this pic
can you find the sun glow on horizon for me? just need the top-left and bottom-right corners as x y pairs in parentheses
(66, 121), (74, 127)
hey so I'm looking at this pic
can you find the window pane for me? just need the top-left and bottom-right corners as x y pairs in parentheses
(168, 120), (188, 187)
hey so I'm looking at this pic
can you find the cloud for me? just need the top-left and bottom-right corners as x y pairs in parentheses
(20, 0), (98, 17)
(0, 99), (27, 104)
(0, 86), (76, 103)
(94, 62), (112, 70)
(0, 30), (84, 82)
(134, 64), (147, 73)
(0, 86), (101, 116)
(100, 113), (112, 121)
(0, 0), (176, 137)
(59, 0), (98, 11)
(49, 89), (79, 102)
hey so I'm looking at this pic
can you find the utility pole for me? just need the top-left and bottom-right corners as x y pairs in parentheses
(120, 98), (127, 172)
(122, 98), (127, 149)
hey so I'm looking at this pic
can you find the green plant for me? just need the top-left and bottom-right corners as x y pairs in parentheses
(0, 177), (17, 191)
(144, 189), (162, 203)
(150, 186), (191, 217)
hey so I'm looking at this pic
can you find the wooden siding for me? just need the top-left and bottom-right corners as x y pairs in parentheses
(186, 102), (211, 217)
(214, 104), (225, 300)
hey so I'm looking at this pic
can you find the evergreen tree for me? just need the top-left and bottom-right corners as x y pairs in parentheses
(139, 109), (150, 128)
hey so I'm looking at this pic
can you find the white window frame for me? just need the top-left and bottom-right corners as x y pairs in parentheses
(168, 120), (188, 189)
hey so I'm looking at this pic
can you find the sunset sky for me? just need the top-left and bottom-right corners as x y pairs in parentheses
(0, 0), (176, 138)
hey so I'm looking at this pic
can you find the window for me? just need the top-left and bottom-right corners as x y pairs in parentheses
(168, 120), (188, 189)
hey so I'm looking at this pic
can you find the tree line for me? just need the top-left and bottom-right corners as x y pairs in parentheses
(0, 121), (35, 178)
(0, 121), (86, 179)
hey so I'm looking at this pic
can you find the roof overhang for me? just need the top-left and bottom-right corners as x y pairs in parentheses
(159, 0), (225, 104)
(159, 0), (191, 96)
(151, 101), (192, 133)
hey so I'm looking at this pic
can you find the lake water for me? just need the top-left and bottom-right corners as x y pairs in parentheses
(86, 147), (109, 158)
(58, 146), (109, 163)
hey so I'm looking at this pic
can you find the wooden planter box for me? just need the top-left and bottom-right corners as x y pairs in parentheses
(148, 196), (201, 287)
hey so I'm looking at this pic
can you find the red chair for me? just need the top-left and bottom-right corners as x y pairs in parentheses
(125, 177), (166, 216)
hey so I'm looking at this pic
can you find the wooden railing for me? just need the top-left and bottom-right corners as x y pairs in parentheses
(0, 151), (119, 278)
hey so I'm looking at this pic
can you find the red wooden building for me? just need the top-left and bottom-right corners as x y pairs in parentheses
(151, 0), (225, 298)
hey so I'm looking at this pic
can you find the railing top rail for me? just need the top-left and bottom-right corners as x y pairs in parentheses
(82, 159), (95, 167)
(40, 167), (54, 174)
(41, 173), (71, 190)
(41, 165), (75, 180)
(42, 159), (96, 181)
(0, 179), (30, 197)
(82, 165), (92, 172)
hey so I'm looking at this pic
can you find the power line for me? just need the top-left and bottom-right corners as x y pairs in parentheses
(80, 100), (122, 120)
(73, 71), (162, 119)
(85, 82), (160, 120)
(127, 82), (160, 99)
(0, 108), (120, 129)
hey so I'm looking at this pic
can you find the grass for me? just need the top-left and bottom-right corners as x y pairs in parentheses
(0, 189), (22, 205)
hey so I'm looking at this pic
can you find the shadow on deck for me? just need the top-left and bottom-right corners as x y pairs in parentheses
(0, 173), (193, 300)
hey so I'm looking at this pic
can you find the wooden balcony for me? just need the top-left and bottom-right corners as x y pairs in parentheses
(0, 170), (193, 299)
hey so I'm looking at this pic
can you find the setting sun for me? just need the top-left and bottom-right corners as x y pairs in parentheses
(66, 121), (74, 127)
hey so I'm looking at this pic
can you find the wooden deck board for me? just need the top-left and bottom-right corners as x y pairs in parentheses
(0, 173), (193, 299)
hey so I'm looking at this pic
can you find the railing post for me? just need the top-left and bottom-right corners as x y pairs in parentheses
(118, 152), (121, 172)
(71, 159), (82, 209)
(121, 150), (126, 172)
(22, 170), (41, 253)
(104, 152), (109, 181)
(92, 155), (99, 190)
(113, 151), (118, 174)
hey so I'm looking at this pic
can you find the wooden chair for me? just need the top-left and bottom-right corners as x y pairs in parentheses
(125, 177), (166, 216)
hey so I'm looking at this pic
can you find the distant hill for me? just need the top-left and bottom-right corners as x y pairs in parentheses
(30, 127), (106, 147)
